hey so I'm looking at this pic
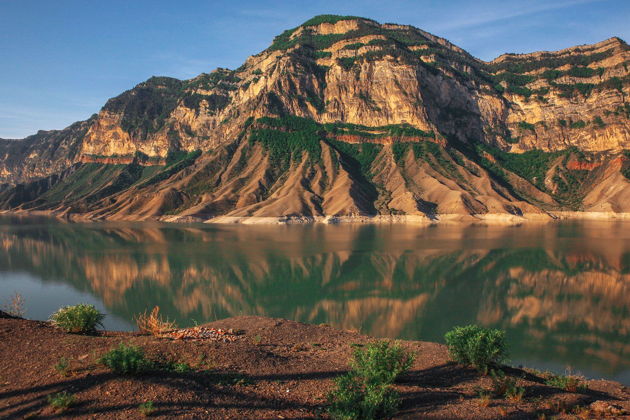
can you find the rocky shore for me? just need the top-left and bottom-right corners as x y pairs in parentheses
(8, 209), (630, 225)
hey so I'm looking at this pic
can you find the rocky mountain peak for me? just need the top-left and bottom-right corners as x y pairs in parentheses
(0, 16), (628, 222)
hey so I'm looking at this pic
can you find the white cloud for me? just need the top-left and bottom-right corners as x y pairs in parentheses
(428, 0), (605, 32)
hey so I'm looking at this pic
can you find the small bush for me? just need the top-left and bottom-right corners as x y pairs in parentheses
(327, 341), (414, 420)
(518, 121), (536, 132)
(505, 383), (525, 401)
(48, 391), (76, 412)
(329, 373), (399, 420)
(100, 343), (151, 374)
(570, 120), (587, 129)
(139, 401), (156, 416)
(54, 357), (70, 377)
(477, 389), (492, 407)
(444, 325), (508, 372)
(490, 369), (525, 400)
(545, 374), (587, 392)
(349, 341), (414, 385)
(135, 306), (176, 336)
(593, 116), (605, 128)
(50, 304), (105, 334)
(166, 361), (193, 373)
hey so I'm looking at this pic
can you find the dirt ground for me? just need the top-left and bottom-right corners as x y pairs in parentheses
(0, 311), (628, 419)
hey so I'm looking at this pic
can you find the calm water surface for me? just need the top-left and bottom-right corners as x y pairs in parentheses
(1, 216), (629, 384)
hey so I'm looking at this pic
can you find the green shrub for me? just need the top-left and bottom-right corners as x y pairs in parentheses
(517, 121), (536, 132)
(570, 120), (587, 129)
(100, 343), (151, 374)
(507, 85), (533, 97)
(343, 42), (365, 50)
(493, 72), (535, 86)
(48, 391), (76, 412)
(329, 373), (399, 420)
(315, 51), (332, 59)
(327, 341), (414, 420)
(593, 116), (605, 128)
(444, 325), (508, 372)
(490, 369), (525, 400)
(338, 57), (357, 70)
(542, 69), (562, 81)
(49, 304), (105, 334)
(139, 401), (156, 416)
(567, 67), (597, 78)
(545, 374), (587, 392)
(166, 361), (193, 373)
(557, 82), (596, 98)
(349, 341), (414, 384)
(302, 15), (366, 27)
(54, 357), (70, 377)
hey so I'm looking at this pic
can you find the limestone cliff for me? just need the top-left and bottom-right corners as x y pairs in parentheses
(0, 15), (629, 220)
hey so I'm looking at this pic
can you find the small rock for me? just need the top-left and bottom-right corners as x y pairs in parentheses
(590, 400), (626, 415)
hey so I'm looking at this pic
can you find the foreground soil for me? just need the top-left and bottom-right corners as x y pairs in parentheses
(0, 312), (628, 419)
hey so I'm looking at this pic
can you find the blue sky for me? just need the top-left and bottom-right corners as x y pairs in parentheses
(1, 0), (628, 138)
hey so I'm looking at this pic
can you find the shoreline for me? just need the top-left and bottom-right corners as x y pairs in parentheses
(1, 312), (628, 419)
(6, 209), (630, 225)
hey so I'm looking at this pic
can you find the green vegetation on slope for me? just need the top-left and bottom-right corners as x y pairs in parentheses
(327, 139), (382, 177)
(622, 151), (630, 180)
(486, 50), (629, 98)
(301, 15), (370, 26)
(268, 17), (429, 52)
(248, 116), (323, 168)
(249, 116), (437, 170)
(486, 49), (616, 74)
(105, 77), (184, 136)
(38, 164), (130, 205)
(324, 122), (435, 139)
(479, 145), (561, 190)
(104, 70), (240, 137)
(136, 150), (202, 188)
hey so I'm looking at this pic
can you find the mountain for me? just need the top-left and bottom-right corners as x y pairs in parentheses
(1, 15), (629, 222)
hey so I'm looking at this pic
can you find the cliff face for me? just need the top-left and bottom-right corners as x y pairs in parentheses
(0, 118), (92, 185)
(0, 15), (629, 220)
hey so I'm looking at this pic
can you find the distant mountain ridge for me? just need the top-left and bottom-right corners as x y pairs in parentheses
(1, 14), (629, 222)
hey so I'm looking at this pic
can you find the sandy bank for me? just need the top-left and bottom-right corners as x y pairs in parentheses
(7, 209), (630, 225)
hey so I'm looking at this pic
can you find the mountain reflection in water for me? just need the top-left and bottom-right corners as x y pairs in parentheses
(0, 217), (629, 384)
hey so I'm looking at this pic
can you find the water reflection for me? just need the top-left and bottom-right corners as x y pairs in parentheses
(0, 217), (629, 384)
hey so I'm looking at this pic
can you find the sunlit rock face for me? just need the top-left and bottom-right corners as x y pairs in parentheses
(0, 15), (629, 219)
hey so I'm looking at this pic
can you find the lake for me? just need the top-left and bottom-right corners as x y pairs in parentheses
(0, 216), (629, 385)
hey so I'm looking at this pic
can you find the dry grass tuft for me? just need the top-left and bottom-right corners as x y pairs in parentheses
(477, 390), (492, 407)
(2, 293), (25, 318)
(135, 306), (176, 336)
